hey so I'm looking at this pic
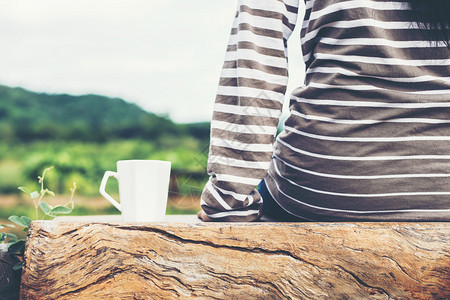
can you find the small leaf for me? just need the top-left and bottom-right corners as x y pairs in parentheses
(18, 186), (31, 196)
(0, 233), (5, 242)
(46, 189), (55, 196)
(30, 191), (40, 199)
(6, 233), (18, 242)
(0, 224), (15, 229)
(7, 240), (25, 255)
(20, 216), (32, 227)
(13, 262), (23, 271)
(8, 216), (28, 227)
(22, 227), (29, 232)
(51, 206), (72, 214)
(40, 201), (52, 215)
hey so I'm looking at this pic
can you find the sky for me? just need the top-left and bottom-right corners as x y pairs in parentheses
(0, 0), (305, 123)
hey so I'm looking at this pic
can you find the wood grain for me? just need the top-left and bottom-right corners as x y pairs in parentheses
(21, 221), (450, 299)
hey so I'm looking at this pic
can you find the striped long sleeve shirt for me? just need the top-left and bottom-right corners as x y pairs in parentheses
(200, 0), (450, 222)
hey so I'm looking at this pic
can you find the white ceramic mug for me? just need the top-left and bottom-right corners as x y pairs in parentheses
(99, 160), (171, 222)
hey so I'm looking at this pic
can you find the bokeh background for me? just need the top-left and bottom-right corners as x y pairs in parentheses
(0, 0), (305, 236)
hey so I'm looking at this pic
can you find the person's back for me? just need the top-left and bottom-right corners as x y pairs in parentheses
(199, 0), (450, 222)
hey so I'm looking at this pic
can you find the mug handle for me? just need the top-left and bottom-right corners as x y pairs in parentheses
(99, 171), (122, 211)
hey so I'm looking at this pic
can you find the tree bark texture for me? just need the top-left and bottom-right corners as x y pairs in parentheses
(21, 221), (449, 299)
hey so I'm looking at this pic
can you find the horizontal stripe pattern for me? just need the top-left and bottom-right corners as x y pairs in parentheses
(200, 0), (298, 221)
(275, 0), (450, 221)
(202, 0), (450, 221)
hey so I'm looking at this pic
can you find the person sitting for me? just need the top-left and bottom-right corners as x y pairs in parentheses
(198, 0), (450, 222)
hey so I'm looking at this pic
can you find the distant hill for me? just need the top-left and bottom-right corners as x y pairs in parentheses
(0, 85), (210, 142)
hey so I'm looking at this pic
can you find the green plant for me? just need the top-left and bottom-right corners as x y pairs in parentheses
(0, 166), (76, 270)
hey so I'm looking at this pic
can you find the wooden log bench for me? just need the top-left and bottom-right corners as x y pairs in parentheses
(20, 216), (450, 299)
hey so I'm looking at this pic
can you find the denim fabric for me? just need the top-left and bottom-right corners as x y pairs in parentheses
(258, 179), (306, 222)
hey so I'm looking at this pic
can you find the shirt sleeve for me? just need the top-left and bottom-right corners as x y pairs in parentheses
(200, 0), (299, 221)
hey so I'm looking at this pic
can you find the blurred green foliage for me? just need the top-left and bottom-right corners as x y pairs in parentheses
(0, 84), (211, 197)
(0, 139), (209, 196)
(0, 84), (210, 142)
